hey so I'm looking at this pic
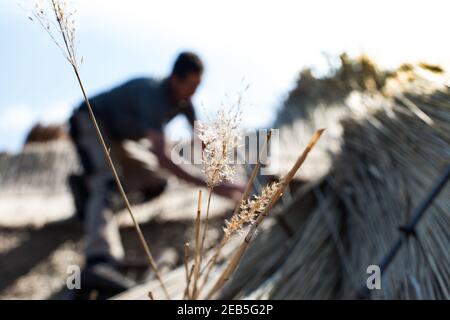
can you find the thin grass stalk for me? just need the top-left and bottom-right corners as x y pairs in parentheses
(206, 129), (325, 299)
(183, 242), (190, 295)
(71, 67), (170, 299)
(42, 0), (170, 299)
(193, 189), (213, 298)
(184, 263), (196, 300)
(194, 166), (228, 298)
(199, 189), (213, 264)
(200, 237), (228, 280)
(191, 190), (203, 299)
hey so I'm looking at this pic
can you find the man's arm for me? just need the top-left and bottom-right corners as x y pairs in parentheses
(146, 129), (243, 200)
(146, 129), (204, 186)
(183, 102), (197, 129)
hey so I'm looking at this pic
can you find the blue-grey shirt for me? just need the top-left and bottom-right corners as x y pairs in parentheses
(78, 77), (196, 140)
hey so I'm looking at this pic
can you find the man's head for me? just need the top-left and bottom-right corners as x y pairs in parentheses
(169, 52), (203, 104)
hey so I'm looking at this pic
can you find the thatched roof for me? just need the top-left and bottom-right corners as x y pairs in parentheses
(219, 58), (449, 300)
(0, 140), (233, 228)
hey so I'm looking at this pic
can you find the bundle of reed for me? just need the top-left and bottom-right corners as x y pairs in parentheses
(218, 61), (449, 300)
(0, 140), (79, 195)
(333, 82), (450, 299)
(220, 192), (342, 300)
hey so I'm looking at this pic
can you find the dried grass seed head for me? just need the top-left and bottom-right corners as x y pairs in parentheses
(26, 0), (78, 65)
(197, 100), (243, 189)
(223, 182), (280, 237)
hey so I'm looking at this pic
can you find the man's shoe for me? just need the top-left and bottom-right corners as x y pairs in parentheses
(78, 260), (136, 300)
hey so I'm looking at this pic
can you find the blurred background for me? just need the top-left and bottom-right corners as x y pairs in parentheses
(0, 0), (449, 300)
(2, 0), (450, 151)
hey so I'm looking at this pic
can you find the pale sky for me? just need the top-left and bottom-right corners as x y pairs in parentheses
(1, 0), (449, 152)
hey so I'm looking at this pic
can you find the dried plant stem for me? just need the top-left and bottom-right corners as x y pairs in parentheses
(192, 189), (212, 299)
(184, 242), (190, 284)
(71, 68), (170, 299)
(184, 264), (195, 300)
(31, 0), (170, 299)
(196, 130), (273, 297)
(196, 236), (228, 297)
(198, 189), (213, 267)
(206, 129), (325, 299)
(191, 190), (203, 299)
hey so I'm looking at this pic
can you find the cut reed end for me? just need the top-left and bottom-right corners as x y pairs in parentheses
(313, 128), (326, 141)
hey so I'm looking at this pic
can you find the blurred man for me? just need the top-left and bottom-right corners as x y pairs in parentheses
(68, 52), (241, 297)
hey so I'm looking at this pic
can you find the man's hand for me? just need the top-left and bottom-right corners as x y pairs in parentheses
(146, 129), (246, 201)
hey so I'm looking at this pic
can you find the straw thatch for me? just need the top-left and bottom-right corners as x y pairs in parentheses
(217, 57), (450, 300)
(0, 139), (232, 228)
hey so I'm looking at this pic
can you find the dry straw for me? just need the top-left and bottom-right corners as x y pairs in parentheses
(195, 130), (273, 297)
(190, 102), (242, 298)
(205, 128), (325, 299)
(186, 102), (324, 299)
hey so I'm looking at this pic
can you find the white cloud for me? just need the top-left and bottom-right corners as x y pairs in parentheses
(0, 101), (72, 129)
(0, 105), (35, 132)
(37, 101), (73, 125)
